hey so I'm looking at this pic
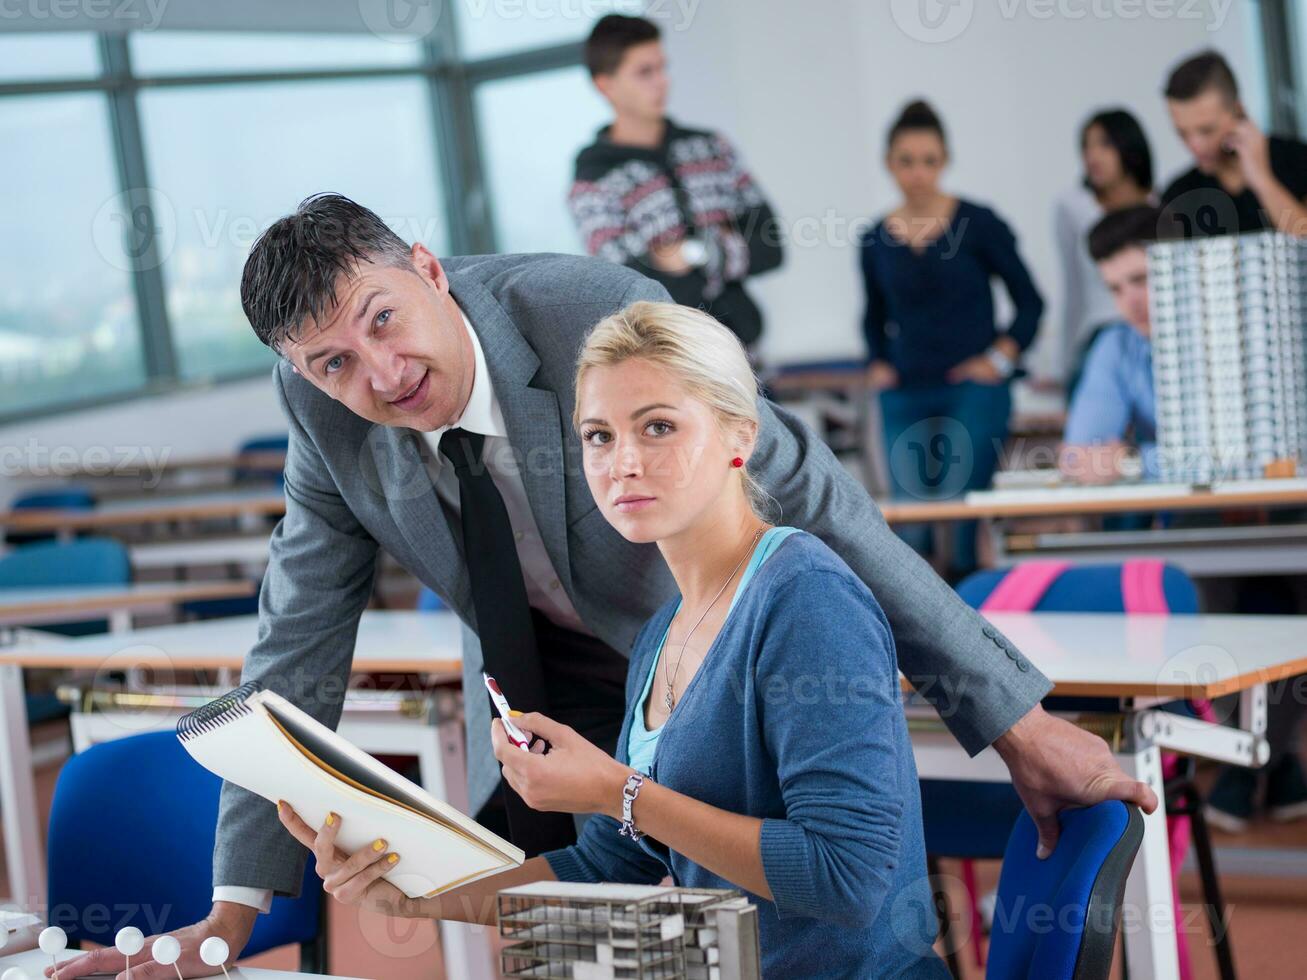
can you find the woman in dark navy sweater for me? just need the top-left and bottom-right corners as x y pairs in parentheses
(861, 101), (1044, 576)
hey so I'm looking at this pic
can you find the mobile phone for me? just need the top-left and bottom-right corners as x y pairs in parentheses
(483, 673), (536, 752)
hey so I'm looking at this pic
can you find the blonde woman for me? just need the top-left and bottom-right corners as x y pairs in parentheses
(277, 301), (948, 977)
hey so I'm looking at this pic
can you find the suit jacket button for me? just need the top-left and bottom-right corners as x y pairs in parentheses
(1015, 660), (1030, 672)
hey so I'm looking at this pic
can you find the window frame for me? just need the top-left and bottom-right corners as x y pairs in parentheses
(0, 13), (586, 426)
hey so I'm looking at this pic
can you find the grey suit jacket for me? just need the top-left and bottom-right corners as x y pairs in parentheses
(213, 252), (1050, 896)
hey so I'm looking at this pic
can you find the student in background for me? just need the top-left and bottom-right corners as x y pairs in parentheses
(1058, 206), (1160, 485)
(1161, 49), (1307, 237)
(1053, 109), (1154, 393)
(861, 100), (1044, 579)
(568, 14), (782, 347)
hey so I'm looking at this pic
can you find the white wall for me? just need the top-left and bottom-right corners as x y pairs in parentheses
(660, 0), (1261, 373)
(1, 1), (1264, 505)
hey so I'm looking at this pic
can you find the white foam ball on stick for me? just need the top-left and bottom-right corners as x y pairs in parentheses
(151, 935), (181, 966)
(1, 968), (31, 980)
(115, 926), (145, 956)
(38, 926), (67, 955)
(199, 936), (229, 967)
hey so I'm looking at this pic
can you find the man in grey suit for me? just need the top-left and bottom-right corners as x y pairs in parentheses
(58, 194), (1156, 979)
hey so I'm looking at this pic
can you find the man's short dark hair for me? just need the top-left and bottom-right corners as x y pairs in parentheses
(240, 193), (413, 352)
(1164, 49), (1239, 103)
(1088, 205), (1163, 263)
(584, 14), (660, 77)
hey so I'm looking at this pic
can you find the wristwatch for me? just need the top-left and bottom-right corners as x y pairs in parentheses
(984, 347), (1016, 378)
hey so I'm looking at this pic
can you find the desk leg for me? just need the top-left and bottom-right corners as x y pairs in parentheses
(0, 663), (45, 908)
(417, 718), (496, 980)
(1118, 744), (1179, 980)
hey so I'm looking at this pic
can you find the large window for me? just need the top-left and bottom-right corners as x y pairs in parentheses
(0, 93), (145, 416)
(138, 77), (445, 380)
(1, 8), (616, 422)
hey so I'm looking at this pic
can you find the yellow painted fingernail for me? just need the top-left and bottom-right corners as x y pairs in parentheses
(373, 838), (386, 852)
(277, 800), (285, 811)
(325, 813), (335, 826)
(387, 853), (399, 864)
(509, 709), (524, 717)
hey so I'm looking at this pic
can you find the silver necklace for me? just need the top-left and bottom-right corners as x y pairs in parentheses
(662, 526), (765, 713)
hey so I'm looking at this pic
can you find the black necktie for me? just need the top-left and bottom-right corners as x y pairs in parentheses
(438, 427), (577, 855)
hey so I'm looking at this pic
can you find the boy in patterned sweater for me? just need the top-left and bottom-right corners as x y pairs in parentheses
(569, 14), (783, 346)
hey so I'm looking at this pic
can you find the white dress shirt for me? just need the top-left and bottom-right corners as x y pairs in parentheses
(213, 311), (588, 913)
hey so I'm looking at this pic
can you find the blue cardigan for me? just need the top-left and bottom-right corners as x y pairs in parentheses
(543, 531), (949, 979)
(859, 198), (1044, 387)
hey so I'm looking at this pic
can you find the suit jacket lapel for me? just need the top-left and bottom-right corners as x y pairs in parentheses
(447, 270), (578, 604)
(367, 422), (474, 617)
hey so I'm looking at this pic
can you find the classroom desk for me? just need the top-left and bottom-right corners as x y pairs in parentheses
(880, 478), (1307, 578)
(909, 610), (1306, 980)
(10, 449), (287, 483)
(0, 945), (366, 978)
(0, 489), (287, 539)
(129, 534), (273, 571)
(0, 611), (480, 980)
(0, 581), (256, 631)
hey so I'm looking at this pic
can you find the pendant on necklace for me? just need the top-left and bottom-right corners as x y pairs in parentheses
(664, 687), (675, 711)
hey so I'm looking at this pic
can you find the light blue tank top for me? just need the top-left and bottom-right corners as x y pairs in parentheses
(627, 526), (800, 775)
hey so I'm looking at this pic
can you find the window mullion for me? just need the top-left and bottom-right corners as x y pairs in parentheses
(99, 33), (177, 382)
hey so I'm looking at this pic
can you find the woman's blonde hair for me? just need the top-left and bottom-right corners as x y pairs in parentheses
(574, 301), (775, 519)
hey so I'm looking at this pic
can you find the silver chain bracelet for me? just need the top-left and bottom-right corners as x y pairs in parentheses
(618, 772), (645, 841)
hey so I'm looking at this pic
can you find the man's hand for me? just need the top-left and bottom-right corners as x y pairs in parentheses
(1225, 117), (1272, 188)
(866, 360), (899, 390)
(46, 903), (256, 980)
(993, 704), (1159, 859)
(647, 239), (693, 275)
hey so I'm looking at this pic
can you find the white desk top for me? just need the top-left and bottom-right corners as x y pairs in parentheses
(0, 610), (463, 673)
(982, 611), (1307, 698)
(0, 946), (366, 979)
(0, 582), (255, 627)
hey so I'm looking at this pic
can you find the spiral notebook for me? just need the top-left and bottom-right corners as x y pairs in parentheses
(176, 682), (524, 898)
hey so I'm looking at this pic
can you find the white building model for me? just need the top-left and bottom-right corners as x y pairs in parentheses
(496, 881), (761, 980)
(1147, 231), (1307, 483)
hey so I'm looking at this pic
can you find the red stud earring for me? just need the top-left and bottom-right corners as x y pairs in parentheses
(731, 457), (745, 468)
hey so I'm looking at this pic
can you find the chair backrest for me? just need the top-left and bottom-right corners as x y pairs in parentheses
(416, 586), (444, 612)
(47, 732), (321, 957)
(986, 801), (1143, 980)
(0, 537), (130, 590)
(6, 486), (97, 545)
(234, 434), (290, 486)
(11, 487), (96, 512)
(956, 561), (1199, 615)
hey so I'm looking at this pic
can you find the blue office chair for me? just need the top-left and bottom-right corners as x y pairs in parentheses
(233, 434), (290, 487)
(6, 486), (95, 545)
(986, 801), (1143, 980)
(416, 586), (444, 612)
(929, 562), (1231, 980)
(0, 537), (132, 724)
(47, 731), (327, 970)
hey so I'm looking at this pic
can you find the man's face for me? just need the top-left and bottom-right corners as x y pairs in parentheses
(1167, 89), (1241, 174)
(594, 40), (668, 122)
(283, 243), (473, 432)
(1098, 245), (1151, 336)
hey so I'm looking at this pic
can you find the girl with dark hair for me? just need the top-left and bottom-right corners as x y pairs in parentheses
(1054, 108), (1155, 390)
(860, 100), (1044, 578)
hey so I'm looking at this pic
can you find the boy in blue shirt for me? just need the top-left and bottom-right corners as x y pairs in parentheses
(1059, 205), (1162, 483)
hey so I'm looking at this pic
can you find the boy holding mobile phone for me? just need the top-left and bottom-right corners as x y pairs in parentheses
(1160, 49), (1307, 238)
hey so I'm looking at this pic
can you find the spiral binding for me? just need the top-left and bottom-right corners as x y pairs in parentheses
(176, 681), (263, 742)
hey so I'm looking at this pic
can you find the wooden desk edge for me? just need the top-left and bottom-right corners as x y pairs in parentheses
(0, 581), (255, 619)
(882, 488), (1307, 523)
